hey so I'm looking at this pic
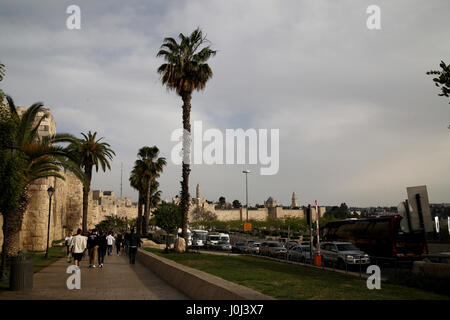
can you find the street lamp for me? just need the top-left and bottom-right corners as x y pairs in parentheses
(45, 186), (55, 259)
(242, 170), (250, 222)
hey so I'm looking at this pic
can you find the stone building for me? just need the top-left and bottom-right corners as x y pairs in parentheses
(171, 185), (326, 224)
(0, 106), (137, 252)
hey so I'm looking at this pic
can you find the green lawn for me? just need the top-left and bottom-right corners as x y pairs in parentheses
(0, 245), (66, 292)
(145, 248), (449, 300)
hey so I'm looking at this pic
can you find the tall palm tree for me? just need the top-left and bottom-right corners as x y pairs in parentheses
(67, 131), (115, 233)
(131, 146), (166, 234)
(157, 27), (216, 245)
(0, 62), (5, 82)
(129, 166), (145, 235)
(129, 171), (161, 235)
(0, 96), (83, 258)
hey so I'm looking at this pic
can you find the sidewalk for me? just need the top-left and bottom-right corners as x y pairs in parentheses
(0, 253), (188, 300)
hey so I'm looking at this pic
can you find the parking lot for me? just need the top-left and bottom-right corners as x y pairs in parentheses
(189, 232), (415, 281)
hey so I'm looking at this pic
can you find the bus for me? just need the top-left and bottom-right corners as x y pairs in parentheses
(322, 215), (426, 259)
(191, 229), (208, 247)
(177, 228), (192, 246)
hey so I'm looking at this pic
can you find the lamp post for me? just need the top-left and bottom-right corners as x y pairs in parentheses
(45, 186), (55, 259)
(242, 170), (250, 222)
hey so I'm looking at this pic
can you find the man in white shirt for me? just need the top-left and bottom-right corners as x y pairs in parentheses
(106, 232), (115, 256)
(70, 228), (88, 267)
(65, 232), (73, 263)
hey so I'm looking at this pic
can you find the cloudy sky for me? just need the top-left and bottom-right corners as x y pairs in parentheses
(1, 0), (449, 207)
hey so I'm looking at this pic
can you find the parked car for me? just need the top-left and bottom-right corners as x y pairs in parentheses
(320, 241), (370, 269)
(216, 240), (232, 251)
(260, 241), (287, 258)
(288, 245), (315, 263)
(284, 241), (299, 251)
(206, 233), (221, 249)
(247, 242), (261, 255)
(231, 242), (248, 253)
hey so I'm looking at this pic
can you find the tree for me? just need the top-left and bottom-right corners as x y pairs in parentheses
(95, 215), (127, 234)
(153, 203), (182, 250)
(129, 166), (145, 235)
(157, 28), (216, 247)
(130, 146), (166, 234)
(218, 196), (226, 208)
(232, 200), (242, 208)
(0, 62), (5, 102)
(427, 60), (450, 104)
(191, 206), (217, 222)
(0, 96), (82, 257)
(0, 62), (5, 82)
(67, 131), (115, 233)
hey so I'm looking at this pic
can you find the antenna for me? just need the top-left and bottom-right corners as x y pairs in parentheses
(120, 162), (123, 198)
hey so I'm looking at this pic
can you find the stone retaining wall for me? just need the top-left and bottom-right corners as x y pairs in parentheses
(136, 249), (274, 300)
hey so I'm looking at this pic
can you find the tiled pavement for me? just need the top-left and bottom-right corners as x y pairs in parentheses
(0, 253), (188, 300)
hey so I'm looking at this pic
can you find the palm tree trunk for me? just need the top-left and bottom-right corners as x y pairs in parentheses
(143, 180), (152, 235)
(136, 193), (143, 235)
(82, 167), (92, 234)
(4, 190), (30, 257)
(180, 92), (192, 249)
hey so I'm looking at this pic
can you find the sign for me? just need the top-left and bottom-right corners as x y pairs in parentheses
(435, 216), (440, 233)
(244, 222), (252, 232)
(406, 186), (433, 233)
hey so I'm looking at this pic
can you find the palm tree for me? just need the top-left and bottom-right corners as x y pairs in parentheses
(67, 131), (115, 233)
(0, 96), (82, 258)
(0, 62), (5, 82)
(157, 27), (216, 245)
(129, 166), (145, 235)
(131, 146), (166, 234)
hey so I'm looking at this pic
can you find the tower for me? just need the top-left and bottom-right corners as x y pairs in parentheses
(290, 192), (298, 208)
(196, 184), (200, 199)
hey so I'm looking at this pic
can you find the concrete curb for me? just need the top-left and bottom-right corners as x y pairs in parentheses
(137, 249), (274, 300)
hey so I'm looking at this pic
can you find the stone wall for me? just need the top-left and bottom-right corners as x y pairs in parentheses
(19, 172), (84, 251)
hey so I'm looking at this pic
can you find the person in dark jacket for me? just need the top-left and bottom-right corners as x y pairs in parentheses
(97, 230), (108, 268)
(87, 229), (99, 268)
(115, 233), (123, 256)
(128, 228), (142, 264)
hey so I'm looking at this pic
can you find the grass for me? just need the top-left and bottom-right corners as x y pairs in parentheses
(0, 245), (66, 292)
(145, 248), (449, 300)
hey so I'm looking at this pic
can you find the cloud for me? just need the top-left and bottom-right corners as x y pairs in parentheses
(1, 0), (450, 206)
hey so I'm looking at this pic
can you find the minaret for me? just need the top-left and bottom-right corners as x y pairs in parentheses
(196, 184), (200, 199)
(290, 192), (298, 208)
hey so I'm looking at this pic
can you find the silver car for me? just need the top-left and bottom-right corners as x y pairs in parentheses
(247, 242), (261, 255)
(288, 245), (315, 263)
(260, 241), (287, 258)
(320, 242), (370, 269)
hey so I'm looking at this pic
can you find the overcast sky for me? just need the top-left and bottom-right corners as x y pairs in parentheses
(1, 0), (450, 207)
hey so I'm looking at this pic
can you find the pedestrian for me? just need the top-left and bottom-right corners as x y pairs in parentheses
(70, 228), (87, 267)
(124, 231), (131, 256)
(87, 229), (99, 268)
(106, 232), (115, 255)
(128, 228), (142, 265)
(65, 231), (73, 263)
(115, 232), (123, 256)
(97, 230), (107, 268)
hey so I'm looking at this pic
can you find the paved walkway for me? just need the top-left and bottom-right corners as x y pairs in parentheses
(0, 253), (188, 300)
